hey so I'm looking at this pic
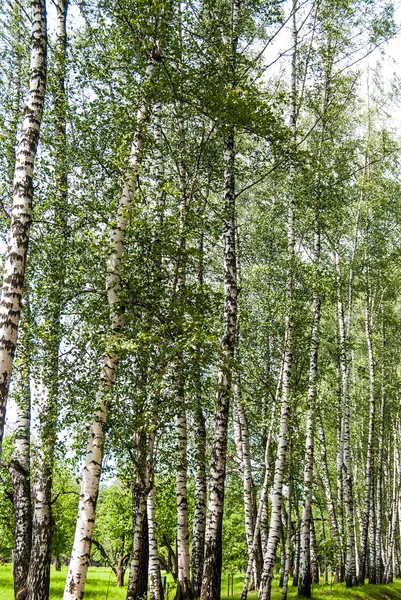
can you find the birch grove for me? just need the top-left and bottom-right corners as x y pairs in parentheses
(1, 0), (401, 599)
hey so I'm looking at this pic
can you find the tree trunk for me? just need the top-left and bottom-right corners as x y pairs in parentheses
(0, 0), (47, 454)
(315, 415), (343, 581)
(200, 3), (240, 597)
(8, 314), (32, 600)
(25, 464), (53, 600)
(335, 248), (356, 588)
(63, 50), (160, 600)
(357, 281), (376, 585)
(191, 353), (207, 599)
(26, 3), (68, 596)
(298, 227), (320, 599)
(127, 431), (149, 600)
(281, 442), (293, 600)
(55, 553), (61, 572)
(148, 487), (164, 600)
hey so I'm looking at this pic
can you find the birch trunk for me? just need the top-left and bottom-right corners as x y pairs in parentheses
(9, 320), (32, 600)
(175, 360), (192, 600)
(281, 442), (293, 600)
(26, 2), (68, 596)
(191, 344), (207, 599)
(0, 0), (47, 453)
(64, 52), (160, 600)
(334, 248), (356, 588)
(375, 317), (385, 583)
(258, 2), (296, 596)
(315, 416), (343, 580)
(200, 2), (240, 597)
(148, 486), (164, 600)
(298, 227), (320, 598)
(234, 387), (261, 590)
(357, 281), (376, 585)
(127, 432), (149, 600)
(310, 516), (318, 584)
(241, 393), (279, 600)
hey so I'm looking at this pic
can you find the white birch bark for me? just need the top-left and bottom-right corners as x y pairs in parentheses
(298, 228), (320, 599)
(63, 54), (160, 600)
(258, 250), (293, 600)
(258, 1), (296, 596)
(241, 366), (281, 600)
(0, 0), (47, 453)
(190, 163), (207, 600)
(8, 318), (32, 600)
(357, 279), (376, 584)
(200, 2), (240, 598)
(148, 486), (164, 600)
(26, 3), (69, 596)
(234, 385), (261, 589)
(334, 248), (356, 588)
(315, 416), (343, 580)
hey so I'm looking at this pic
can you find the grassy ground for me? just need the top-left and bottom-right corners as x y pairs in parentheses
(1, 565), (401, 600)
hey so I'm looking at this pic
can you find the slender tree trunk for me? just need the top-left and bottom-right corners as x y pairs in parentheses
(0, 0), (47, 454)
(200, 3), (240, 598)
(148, 486), (164, 600)
(310, 516), (318, 584)
(357, 280), (376, 585)
(241, 392), (280, 600)
(127, 432), (149, 600)
(191, 336), (207, 599)
(234, 386), (261, 589)
(298, 227), (321, 599)
(335, 248), (356, 588)
(292, 511), (300, 587)
(9, 320), (32, 600)
(175, 358), (192, 600)
(258, 3), (296, 596)
(26, 4), (68, 598)
(315, 415), (343, 580)
(375, 315), (385, 584)
(63, 48), (162, 599)
(281, 442), (293, 600)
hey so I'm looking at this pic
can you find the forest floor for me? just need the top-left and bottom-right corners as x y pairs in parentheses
(1, 565), (401, 600)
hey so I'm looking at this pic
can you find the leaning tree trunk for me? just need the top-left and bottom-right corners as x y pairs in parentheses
(258, 209), (294, 600)
(241, 392), (280, 600)
(63, 50), (161, 600)
(0, 0), (47, 455)
(200, 3), (240, 599)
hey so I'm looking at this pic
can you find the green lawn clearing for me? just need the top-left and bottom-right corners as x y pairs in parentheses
(1, 565), (401, 600)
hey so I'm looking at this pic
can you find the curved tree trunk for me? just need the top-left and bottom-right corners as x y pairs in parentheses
(63, 49), (161, 600)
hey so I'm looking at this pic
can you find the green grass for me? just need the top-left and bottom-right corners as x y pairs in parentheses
(1, 564), (401, 600)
